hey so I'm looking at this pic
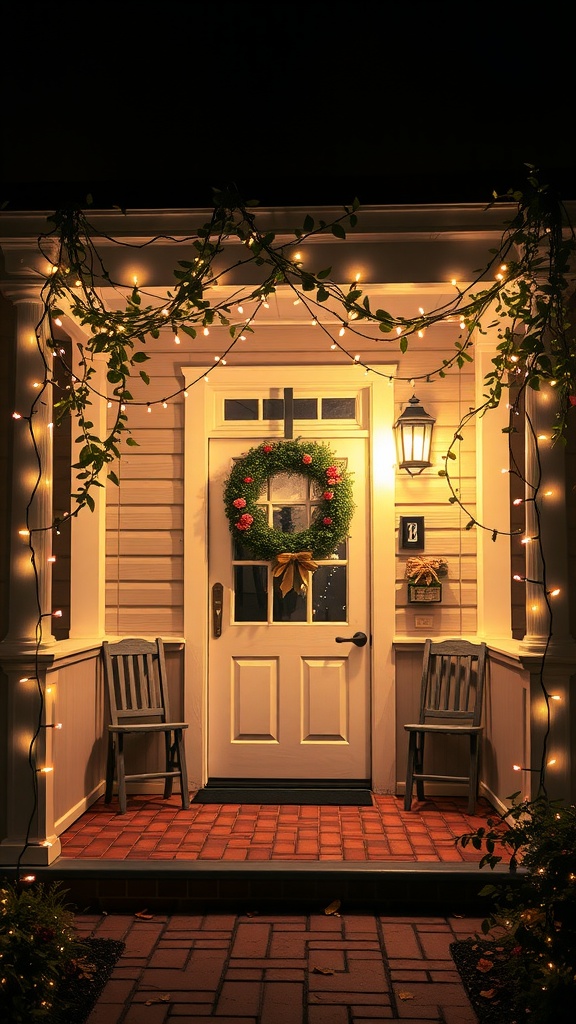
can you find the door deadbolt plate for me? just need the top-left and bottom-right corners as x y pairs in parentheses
(212, 583), (223, 638)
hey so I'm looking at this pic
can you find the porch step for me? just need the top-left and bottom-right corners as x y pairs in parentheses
(28, 859), (522, 915)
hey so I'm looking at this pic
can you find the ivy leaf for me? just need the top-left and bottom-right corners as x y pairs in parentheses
(331, 223), (346, 239)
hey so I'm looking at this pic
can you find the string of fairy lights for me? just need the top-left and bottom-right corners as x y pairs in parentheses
(9, 179), (575, 882)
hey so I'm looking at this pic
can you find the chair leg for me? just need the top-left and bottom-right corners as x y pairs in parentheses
(163, 733), (174, 799)
(117, 734), (127, 814)
(468, 735), (479, 815)
(176, 729), (190, 809)
(404, 732), (417, 810)
(105, 734), (115, 804)
(415, 733), (425, 802)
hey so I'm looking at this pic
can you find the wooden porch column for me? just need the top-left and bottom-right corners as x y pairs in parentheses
(2, 284), (55, 647)
(0, 658), (61, 866)
(520, 383), (576, 802)
(521, 383), (575, 654)
(68, 348), (108, 639)
(474, 330), (513, 641)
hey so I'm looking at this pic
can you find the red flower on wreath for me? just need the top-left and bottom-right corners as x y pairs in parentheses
(302, 453), (312, 464)
(326, 466), (342, 485)
(323, 517), (333, 526)
(262, 444), (274, 453)
(323, 491), (334, 500)
(235, 513), (254, 531)
(233, 497), (246, 508)
(243, 476), (253, 483)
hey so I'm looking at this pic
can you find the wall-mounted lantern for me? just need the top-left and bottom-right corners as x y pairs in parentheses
(394, 395), (436, 475)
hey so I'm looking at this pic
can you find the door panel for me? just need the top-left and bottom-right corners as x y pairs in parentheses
(208, 435), (370, 780)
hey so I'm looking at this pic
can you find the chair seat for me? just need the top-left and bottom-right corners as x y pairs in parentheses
(404, 723), (483, 735)
(109, 723), (189, 734)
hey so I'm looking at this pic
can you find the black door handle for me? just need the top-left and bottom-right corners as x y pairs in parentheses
(335, 631), (368, 647)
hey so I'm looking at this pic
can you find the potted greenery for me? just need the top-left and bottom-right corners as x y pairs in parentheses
(0, 878), (95, 1023)
(454, 794), (576, 1022)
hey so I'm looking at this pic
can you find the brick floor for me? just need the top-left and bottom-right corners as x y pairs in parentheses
(75, 910), (486, 1023)
(59, 792), (505, 865)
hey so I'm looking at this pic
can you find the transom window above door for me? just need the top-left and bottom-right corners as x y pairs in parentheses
(224, 397), (357, 421)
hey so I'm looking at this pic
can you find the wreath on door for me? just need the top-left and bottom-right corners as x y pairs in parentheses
(223, 438), (355, 597)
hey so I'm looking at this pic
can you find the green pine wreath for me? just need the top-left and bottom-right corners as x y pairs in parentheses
(223, 438), (355, 561)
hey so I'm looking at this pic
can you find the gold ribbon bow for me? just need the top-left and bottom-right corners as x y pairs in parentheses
(272, 551), (319, 598)
(405, 556), (448, 586)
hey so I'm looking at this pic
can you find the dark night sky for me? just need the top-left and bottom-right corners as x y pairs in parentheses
(1, 5), (574, 212)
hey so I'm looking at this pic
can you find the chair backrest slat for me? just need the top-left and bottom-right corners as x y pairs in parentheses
(419, 639), (487, 726)
(103, 638), (170, 725)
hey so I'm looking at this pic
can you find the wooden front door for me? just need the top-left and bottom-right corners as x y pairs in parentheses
(207, 432), (371, 781)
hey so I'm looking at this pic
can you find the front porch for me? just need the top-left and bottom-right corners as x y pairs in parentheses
(30, 791), (515, 915)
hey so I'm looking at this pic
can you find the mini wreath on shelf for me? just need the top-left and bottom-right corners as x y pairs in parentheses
(405, 556), (448, 585)
(223, 439), (355, 597)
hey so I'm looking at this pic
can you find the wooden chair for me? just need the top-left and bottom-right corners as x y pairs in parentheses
(404, 639), (487, 815)
(102, 637), (190, 814)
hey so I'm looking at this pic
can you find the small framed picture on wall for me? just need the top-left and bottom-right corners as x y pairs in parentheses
(399, 516), (425, 551)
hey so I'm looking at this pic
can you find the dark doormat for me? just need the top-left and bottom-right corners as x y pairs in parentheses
(191, 786), (373, 806)
(47, 938), (125, 1024)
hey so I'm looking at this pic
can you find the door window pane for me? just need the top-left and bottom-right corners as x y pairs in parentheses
(263, 398), (318, 420)
(234, 565), (268, 621)
(224, 398), (259, 420)
(272, 504), (307, 533)
(312, 565), (347, 621)
(270, 472), (307, 502)
(322, 397), (356, 419)
(273, 579), (307, 621)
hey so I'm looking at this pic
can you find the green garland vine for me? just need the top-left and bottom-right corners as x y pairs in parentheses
(223, 439), (355, 561)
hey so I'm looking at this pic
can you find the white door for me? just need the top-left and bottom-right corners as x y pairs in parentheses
(208, 434), (371, 781)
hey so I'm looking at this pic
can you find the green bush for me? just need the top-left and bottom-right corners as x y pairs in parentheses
(0, 879), (94, 1022)
(457, 794), (576, 1022)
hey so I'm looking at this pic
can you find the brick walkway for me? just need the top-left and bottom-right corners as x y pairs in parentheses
(75, 910), (482, 1023)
